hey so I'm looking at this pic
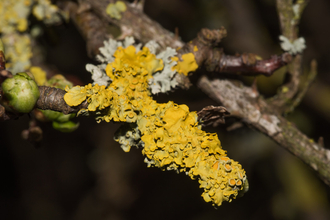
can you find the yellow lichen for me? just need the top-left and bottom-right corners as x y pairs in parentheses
(172, 53), (198, 76)
(282, 86), (289, 93)
(193, 45), (198, 52)
(29, 66), (47, 85)
(64, 84), (112, 111)
(64, 45), (247, 206)
(106, 1), (127, 20)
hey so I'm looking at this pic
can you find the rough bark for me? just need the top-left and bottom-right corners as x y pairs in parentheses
(198, 76), (330, 186)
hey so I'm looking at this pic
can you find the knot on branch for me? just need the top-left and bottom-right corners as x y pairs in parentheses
(37, 86), (87, 114)
(197, 105), (230, 127)
(197, 27), (227, 46)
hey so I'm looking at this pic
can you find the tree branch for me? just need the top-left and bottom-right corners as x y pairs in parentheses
(36, 86), (88, 114)
(198, 76), (330, 186)
(2, 0), (328, 187)
(177, 28), (292, 76)
(58, 1), (111, 58)
(80, 0), (184, 50)
(268, 0), (310, 113)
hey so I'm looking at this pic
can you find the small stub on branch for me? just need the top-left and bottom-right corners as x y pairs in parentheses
(197, 105), (230, 127)
(197, 27), (227, 46)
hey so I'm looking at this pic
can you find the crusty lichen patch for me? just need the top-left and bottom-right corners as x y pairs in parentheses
(106, 1), (127, 20)
(64, 42), (247, 206)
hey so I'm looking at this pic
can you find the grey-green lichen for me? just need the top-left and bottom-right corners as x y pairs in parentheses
(106, 1), (127, 20)
(149, 47), (179, 94)
(114, 123), (142, 152)
(279, 35), (306, 55)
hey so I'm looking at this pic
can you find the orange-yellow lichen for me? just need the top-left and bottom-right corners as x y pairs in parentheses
(64, 45), (247, 206)
(172, 53), (198, 76)
(64, 84), (112, 111)
(193, 45), (198, 52)
(29, 66), (47, 85)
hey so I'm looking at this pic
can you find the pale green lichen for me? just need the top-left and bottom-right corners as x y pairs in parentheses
(279, 35), (306, 55)
(96, 36), (136, 64)
(292, 4), (300, 19)
(106, 1), (127, 20)
(114, 123), (142, 152)
(149, 47), (179, 94)
(144, 40), (160, 54)
(86, 64), (111, 86)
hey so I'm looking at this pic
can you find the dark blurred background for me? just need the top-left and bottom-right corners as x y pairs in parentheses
(1, 0), (330, 219)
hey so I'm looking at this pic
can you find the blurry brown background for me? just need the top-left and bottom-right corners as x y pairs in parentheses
(1, 0), (330, 219)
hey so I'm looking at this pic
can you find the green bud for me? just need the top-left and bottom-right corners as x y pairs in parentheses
(41, 109), (75, 122)
(1, 72), (40, 113)
(52, 120), (79, 133)
(56, 112), (76, 122)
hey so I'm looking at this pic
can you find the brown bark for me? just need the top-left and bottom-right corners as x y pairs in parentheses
(198, 76), (330, 186)
(36, 86), (88, 114)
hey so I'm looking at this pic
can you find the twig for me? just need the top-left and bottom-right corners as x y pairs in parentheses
(178, 28), (292, 76)
(21, 119), (43, 147)
(80, 0), (184, 50)
(0, 50), (5, 71)
(59, 1), (111, 58)
(268, 0), (309, 113)
(286, 59), (317, 114)
(132, 0), (145, 11)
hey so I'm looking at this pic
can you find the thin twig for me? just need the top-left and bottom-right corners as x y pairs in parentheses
(286, 59), (317, 114)
(59, 1), (111, 58)
(268, 0), (309, 113)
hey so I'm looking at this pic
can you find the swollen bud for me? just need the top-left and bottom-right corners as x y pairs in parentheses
(1, 72), (40, 113)
(52, 121), (80, 133)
